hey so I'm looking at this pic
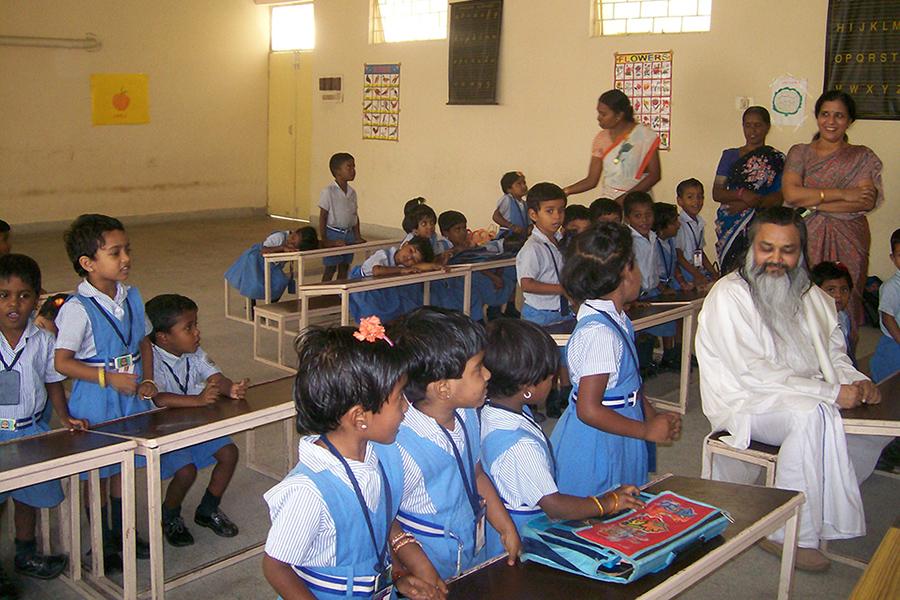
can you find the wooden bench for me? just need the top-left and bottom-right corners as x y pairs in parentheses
(701, 430), (780, 487)
(253, 296), (342, 370)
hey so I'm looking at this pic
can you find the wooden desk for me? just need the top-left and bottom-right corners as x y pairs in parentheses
(448, 475), (803, 600)
(89, 377), (296, 600)
(545, 302), (697, 414)
(842, 371), (900, 436)
(262, 239), (402, 304)
(0, 431), (139, 600)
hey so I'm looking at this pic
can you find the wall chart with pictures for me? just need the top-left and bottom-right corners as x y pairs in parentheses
(363, 63), (400, 141)
(614, 51), (673, 150)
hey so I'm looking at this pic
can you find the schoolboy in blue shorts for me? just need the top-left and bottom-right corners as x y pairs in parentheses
(319, 153), (363, 282)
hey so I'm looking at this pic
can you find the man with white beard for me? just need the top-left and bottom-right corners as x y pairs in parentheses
(696, 207), (885, 572)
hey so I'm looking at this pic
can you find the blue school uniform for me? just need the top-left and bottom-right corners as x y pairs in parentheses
(379, 407), (486, 579)
(224, 231), (296, 301)
(64, 288), (191, 479)
(0, 321), (65, 508)
(675, 212), (712, 283)
(517, 229), (572, 326)
(480, 404), (555, 558)
(551, 302), (648, 497)
(430, 240), (515, 318)
(656, 236), (680, 291)
(152, 344), (233, 469)
(496, 193), (529, 236)
(265, 440), (404, 600)
(320, 181), (359, 267)
(871, 270), (900, 382)
(631, 226), (676, 337)
(349, 248), (421, 323)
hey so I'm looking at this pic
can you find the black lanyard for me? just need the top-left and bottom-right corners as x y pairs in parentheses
(320, 436), (392, 572)
(485, 401), (557, 479)
(541, 242), (571, 316)
(161, 358), (190, 395)
(656, 239), (673, 281)
(435, 411), (481, 516)
(584, 303), (640, 372)
(89, 297), (132, 349)
(0, 338), (26, 372)
(686, 219), (702, 250)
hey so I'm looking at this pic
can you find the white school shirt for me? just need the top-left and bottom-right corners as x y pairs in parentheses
(496, 193), (527, 225)
(629, 225), (660, 293)
(401, 232), (442, 254)
(479, 404), (557, 508)
(516, 228), (564, 310)
(151, 344), (221, 396)
(0, 320), (65, 420)
(55, 280), (151, 359)
(396, 402), (478, 515)
(264, 437), (383, 566)
(359, 247), (398, 277)
(263, 231), (290, 248)
(568, 299), (628, 389)
(318, 181), (359, 230)
(878, 270), (900, 338)
(675, 212), (706, 258)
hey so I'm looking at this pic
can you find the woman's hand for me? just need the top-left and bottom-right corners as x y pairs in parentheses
(844, 185), (877, 211)
(501, 526), (522, 566)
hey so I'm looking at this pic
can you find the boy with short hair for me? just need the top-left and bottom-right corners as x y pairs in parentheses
(871, 228), (900, 384)
(492, 171), (529, 237)
(0, 254), (83, 596)
(563, 205), (591, 238)
(318, 152), (363, 282)
(674, 179), (718, 288)
(146, 294), (248, 547)
(589, 198), (622, 224)
(653, 203), (691, 292)
(516, 183), (570, 325)
(811, 261), (856, 365)
(0, 220), (10, 256)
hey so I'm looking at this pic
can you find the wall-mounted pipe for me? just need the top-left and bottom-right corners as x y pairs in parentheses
(0, 33), (101, 51)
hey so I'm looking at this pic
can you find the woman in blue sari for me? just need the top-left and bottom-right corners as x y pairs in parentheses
(713, 106), (785, 274)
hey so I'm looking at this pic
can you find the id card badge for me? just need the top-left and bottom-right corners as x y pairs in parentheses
(692, 249), (703, 268)
(0, 370), (21, 405)
(474, 503), (487, 554)
(372, 564), (393, 600)
(113, 354), (135, 374)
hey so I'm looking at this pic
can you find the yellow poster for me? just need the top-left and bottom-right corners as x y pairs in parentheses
(91, 73), (149, 125)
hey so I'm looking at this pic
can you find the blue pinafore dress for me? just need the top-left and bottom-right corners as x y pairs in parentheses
(224, 233), (295, 301)
(550, 308), (648, 497)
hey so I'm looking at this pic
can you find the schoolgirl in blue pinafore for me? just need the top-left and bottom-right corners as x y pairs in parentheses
(496, 193), (529, 238)
(66, 289), (192, 479)
(657, 237), (681, 291)
(349, 248), (420, 324)
(267, 440), (404, 600)
(480, 404), (554, 558)
(380, 407), (487, 579)
(224, 231), (295, 301)
(550, 302), (648, 497)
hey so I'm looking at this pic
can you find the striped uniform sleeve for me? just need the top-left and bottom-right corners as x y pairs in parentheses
(42, 332), (66, 384)
(568, 321), (623, 384)
(193, 347), (222, 381)
(396, 444), (437, 514)
(263, 477), (334, 566)
(490, 438), (557, 508)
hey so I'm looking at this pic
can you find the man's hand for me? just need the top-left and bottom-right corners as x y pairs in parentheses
(851, 379), (881, 405)
(836, 384), (862, 409)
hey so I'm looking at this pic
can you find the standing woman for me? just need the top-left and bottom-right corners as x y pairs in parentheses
(782, 90), (883, 337)
(564, 89), (661, 202)
(713, 107), (785, 275)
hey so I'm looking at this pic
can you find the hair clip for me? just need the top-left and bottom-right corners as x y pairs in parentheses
(353, 316), (394, 346)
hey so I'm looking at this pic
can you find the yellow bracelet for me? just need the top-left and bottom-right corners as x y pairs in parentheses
(611, 492), (619, 513)
(97, 368), (106, 388)
(819, 190), (825, 204)
(591, 496), (605, 517)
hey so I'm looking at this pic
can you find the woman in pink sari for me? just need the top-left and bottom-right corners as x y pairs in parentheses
(564, 89), (661, 203)
(783, 90), (883, 342)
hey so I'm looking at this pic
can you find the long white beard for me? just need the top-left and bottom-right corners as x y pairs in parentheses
(744, 253), (819, 375)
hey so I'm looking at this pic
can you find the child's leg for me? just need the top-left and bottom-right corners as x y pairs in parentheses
(161, 464), (198, 547)
(321, 265), (336, 281)
(203, 444), (238, 500)
(336, 263), (350, 280)
(194, 444), (239, 538)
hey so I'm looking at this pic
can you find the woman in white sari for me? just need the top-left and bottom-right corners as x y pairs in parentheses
(564, 89), (661, 203)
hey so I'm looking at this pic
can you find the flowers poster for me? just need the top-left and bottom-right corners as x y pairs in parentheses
(613, 52), (673, 150)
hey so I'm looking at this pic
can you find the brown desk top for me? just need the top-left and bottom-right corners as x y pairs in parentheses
(0, 430), (133, 475)
(448, 476), (799, 600)
(544, 302), (692, 337)
(90, 376), (295, 442)
(841, 371), (900, 422)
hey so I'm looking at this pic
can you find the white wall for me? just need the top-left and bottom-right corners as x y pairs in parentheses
(0, 0), (270, 225)
(309, 0), (898, 278)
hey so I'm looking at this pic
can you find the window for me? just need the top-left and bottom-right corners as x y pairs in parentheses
(593, 0), (711, 36)
(371, 0), (448, 44)
(271, 3), (315, 51)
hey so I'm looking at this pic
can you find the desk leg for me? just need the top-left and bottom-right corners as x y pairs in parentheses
(264, 259), (272, 305)
(423, 281), (431, 306)
(463, 273), (471, 317)
(678, 311), (694, 415)
(297, 258), (304, 288)
(67, 474), (83, 582)
(777, 506), (799, 600)
(300, 294), (309, 331)
(88, 470), (105, 578)
(146, 449), (166, 600)
(341, 292), (350, 326)
(120, 451), (137, 600)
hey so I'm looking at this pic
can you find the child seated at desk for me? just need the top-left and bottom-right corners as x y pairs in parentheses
(811, 261), (856, 366)
(382, 308), (520, 578)
(653, 203), (690, 293)
(0, 254), (84, 594)
(263, 319), (446, 600)
(146, 294), (248, 548)
(589, 198), (622, 224)
(674, 178), (718, 288)
(870, 228), (900, 384)
(480, 318), (644, 557)
(401, 198), (442, 257)
(349, 236), (440, 324)
(224, 226), (318, 302)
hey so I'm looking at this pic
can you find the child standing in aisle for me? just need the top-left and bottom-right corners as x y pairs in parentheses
(319, 153), (363, 282)
(674, 179), (718, 288)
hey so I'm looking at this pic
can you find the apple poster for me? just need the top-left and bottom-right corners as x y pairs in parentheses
(91, 73), (150, 125)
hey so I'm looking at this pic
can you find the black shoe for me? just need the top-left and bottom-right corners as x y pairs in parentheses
(503, 304), (521, 319)
(0, 566), (18, 600)
(14, 552), (68, 580)
(163, 516), (195, 547)
(86, 548), (123, 574)
(194, 509), (239, 538)
(640, 362), (660, 380)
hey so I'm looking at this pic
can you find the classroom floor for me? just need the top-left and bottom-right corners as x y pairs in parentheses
(6, 214), (894, 599)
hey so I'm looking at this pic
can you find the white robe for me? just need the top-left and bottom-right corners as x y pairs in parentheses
(696, 272), (876, 547)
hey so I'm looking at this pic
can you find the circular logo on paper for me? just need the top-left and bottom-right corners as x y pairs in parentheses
(772, 87), (803, 116)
